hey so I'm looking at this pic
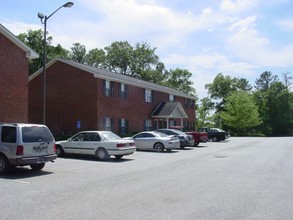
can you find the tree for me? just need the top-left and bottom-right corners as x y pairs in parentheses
(17, 29), (49, 74)
(85, 48), (106, 67)
(163, 68), (197, 97)
(17, 29), (68, 74)
(206, 73), (252, 113)
(221, 91), (262, 135)
(129, 42), (159, 78)
(48, 44), (69, 60)
(103, 41), (133, 74)
(283, 72), (292, 90)
(69, 43), (87, 63)
(196, 97), (215, 128)
(254, 71), (278, 91)
(254, 71), (293, 136)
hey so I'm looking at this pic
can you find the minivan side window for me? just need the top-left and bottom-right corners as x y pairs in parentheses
(1, 126), (17, 143)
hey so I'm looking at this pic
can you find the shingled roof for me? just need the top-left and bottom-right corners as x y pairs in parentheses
(29, 58), (196, 100)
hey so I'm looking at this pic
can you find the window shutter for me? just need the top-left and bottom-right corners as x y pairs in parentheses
(111, 81), (114, 97)
(118, 118), (122, 134)
(102, 117), (106, 130)
(111, 118), (114, 131)
(103, 80), (106, 96)
(118, 83), (122, 98)
(126, 119), (129, 134)
(125, 85), (128, 99)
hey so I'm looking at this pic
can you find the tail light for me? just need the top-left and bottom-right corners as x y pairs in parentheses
(54, 143), (57, 153)
(16, 145), (24, 155)
(117, 143), (126, 148)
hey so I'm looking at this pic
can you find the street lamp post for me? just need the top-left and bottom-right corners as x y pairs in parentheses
(38, 2), (74, 124)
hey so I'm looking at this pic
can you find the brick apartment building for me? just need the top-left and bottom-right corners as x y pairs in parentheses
(29, 58), (196, 137)
(0, 24), (38, 123)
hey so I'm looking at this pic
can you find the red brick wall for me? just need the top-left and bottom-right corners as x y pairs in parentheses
(96, 80), (170, 133)
(29, 60), (196, 136)
(29, 61), (98, 136)
(96, 79), (196, 134)
(0, 33), (29, 123)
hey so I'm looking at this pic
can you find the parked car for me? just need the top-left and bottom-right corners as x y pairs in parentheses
(186, 131), (208, 146)
(55, 131), (136, 160)
(0, 123), (57, 175)
(124, 131), (180, 152)
(198, 127), (229, 142)
(156, 129), (194, 149)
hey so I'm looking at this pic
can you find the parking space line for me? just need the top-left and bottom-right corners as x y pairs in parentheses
(11, 180), (30, 184)
(45, 168), (85, 173)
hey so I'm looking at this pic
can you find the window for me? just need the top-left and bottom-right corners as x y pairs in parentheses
(71, 133), (87, 141)
(169, 120), (175, 127)
(144, 119), (152, 131)
(103, 117), (113, 131)
(185, 98), (195, 108)
(1, 126), (16, 143)
(144, 89), (152, 103)
(169, 94), (175, 102)
(85, 133), (101, 141)
(119, 83), (128, 99)
(22, 126), (54, 142)
(119, 118), (128, 135)
(185, 98), (190, 108)
(103, 80), (114, 97)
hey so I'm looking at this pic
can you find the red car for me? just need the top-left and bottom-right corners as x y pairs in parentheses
(186, 131), (208, 146)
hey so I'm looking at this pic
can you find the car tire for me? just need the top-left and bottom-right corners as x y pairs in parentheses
(115, 155), (123, 159)
(0, 154), (10, 175)
(30, 163), (45, 171)
(194, 142), (199, 147)
(212, 137), (218, 142)
(154, 142), (164, 152)
(56, 145), (65, 157)
(96, 148), (110, 161)
(180, 146), (185, 149)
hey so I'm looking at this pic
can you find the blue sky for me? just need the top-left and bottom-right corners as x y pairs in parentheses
(1, 0), (292, 99)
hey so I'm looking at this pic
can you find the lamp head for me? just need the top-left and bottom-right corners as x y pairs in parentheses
(37, 12), (44, 19)
(63, 2), (74, 8)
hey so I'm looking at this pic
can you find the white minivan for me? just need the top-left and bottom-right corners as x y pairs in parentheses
(0, 123), (57, 175)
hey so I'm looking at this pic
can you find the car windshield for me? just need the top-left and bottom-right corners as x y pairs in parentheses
(22, 126), (54, 143)
(101, 131), (121, 140)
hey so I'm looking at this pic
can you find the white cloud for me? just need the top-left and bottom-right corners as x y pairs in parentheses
(276, 19), (293, 32)
(0, 19), (41, 35)
(220, 0), (258, 12)
(226, 15), (293, 67)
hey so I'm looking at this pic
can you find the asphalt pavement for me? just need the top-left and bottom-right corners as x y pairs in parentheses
(1, 137), (293, 220)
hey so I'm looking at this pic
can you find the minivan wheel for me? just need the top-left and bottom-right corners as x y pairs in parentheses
(30, 163), (45, 171)
(154, 143), (164, 152)
(96, 148), (109, 161)
(0, 154), (9, 175)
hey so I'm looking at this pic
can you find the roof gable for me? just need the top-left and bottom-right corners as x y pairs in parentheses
(0, 24), (39, 59)
(152, 102), (188, 118)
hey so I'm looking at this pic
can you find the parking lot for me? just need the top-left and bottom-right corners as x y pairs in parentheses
(1, 137), (293, 220)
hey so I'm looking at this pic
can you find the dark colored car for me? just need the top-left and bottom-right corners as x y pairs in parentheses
(156, 129), (194, 149)
(199, 127), (230, 142)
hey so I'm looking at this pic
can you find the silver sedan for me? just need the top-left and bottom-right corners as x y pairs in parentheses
(125, 131), (180, 152)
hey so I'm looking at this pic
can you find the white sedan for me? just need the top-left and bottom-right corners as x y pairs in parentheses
(56, 131), (136, 160)
(125, 131), (180, 152)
